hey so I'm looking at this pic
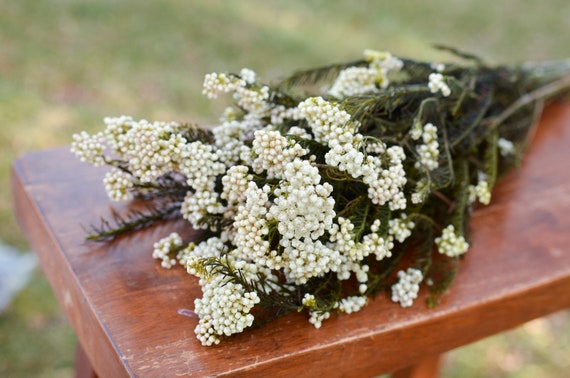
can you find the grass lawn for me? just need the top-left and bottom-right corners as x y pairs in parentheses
(1, 1), (569, 376)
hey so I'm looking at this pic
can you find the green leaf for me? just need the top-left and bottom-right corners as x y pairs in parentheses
(85, 203), (182, 241)
(450, 87), (494, 150)
(411, 220), (435, 275)
(449, 160), (470, 234)
(429, 123), (455, 190)
(337, 195), (370, 240)
(374, 204), (392, 239)
(483, 128), (499, 189)
(426, 256), (459, 308)
(277, 59), (366, 92)
(432, 45), (486, 65)
(413, 97), (440, 129)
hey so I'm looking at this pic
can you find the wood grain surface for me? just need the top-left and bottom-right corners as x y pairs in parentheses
(12, 103), (570, 377)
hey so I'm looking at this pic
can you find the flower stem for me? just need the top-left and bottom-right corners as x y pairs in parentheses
(488, 73), (570, 130)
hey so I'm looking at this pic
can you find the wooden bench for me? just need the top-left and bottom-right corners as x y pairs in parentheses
(12, 103), (570, 377)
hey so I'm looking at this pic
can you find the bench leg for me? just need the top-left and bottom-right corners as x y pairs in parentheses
(74, 343), (98, 378)
(391, 355), (441, 378)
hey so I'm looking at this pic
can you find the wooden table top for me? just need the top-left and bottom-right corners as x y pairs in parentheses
(12, 103), (570, 377)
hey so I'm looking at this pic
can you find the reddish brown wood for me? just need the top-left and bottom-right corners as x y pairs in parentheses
(12, 103), (570, 377)
(74, 344), (98, 378)
(391, 356), (440, 378)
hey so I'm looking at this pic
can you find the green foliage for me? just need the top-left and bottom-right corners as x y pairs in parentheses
(449, 160), (470, 234)
(86, 203), (182, 241)
(337, 195), (370, 239)
(483, 129), (499, 189)
(426, 256), (459, 308)
(4, 0), (570, 374)
(197, 257), (301, 320)
(277, 59), (366, 95)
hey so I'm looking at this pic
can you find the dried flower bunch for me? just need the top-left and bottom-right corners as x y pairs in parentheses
(71, 48), (570, 346)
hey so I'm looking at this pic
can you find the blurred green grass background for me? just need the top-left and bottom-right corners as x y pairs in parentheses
(1, 1), (569, 376)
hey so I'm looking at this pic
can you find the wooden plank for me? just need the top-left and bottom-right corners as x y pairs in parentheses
(391, 356), (441, 378)
(12, 103), (570, 377)
(74, 344), (98, 378)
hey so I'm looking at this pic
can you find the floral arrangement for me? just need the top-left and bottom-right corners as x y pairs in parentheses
(71, 47), (570, 346)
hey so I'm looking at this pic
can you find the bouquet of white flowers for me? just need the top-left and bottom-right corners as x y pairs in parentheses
(71, 47), (570, 346)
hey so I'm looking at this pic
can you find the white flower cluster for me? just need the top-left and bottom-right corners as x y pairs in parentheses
(152, 232), (183, 269)
(181, 190), (224, 230)
(180, 141), (226, 191)
(468, 176), (491, 205)
(271, 159), (336, 241)
(213, 117), (263, 167)
(409, 120), (424, 140)
(388, 213), (416, 243)
(301, 293), (334, 329)
(498, 137), (515, 156)
(366, 146), (408, 210)
(300, 97), (407, 210)
(328, 50), (403, 98)
(73, 116), (225, 202)
(182, 235), (232, 269)
(221, 165), (253, 210)
(302, 293), (318, 308)
(308, 310), (331, 329)
(234, 85), (271, 116)
(287, 125), (312, 139)
(268, 159), (340, 284)
(325, 137), (369, 176)
(191, 237), (225, 259)
(239, 68), (256, 84)
(430, 62), (445, 73)
(203, 69), (272, 118)
(364, 50), (404, 72)
(411, 178), (429, 204)
(364, 219), (394, 261)
(365, 138), (386, 154)
(179, 141), (226, 229)
(330, 214), (412, 295)
(330, 213), (414, 276)
(391, 268), (423, 307)
(414, 123), (440, 171)
(298, 96), (354, 144)
(202, 72), (246, 99)
(232, 182), (273, 266)
(102, 115), (133, 148)
(326, 141), (408, 210)
(103, 168), (134, 201)
(70, 131), (106, 166)
(99, 116), (185, 183)
(193, 270), (261, 346)
(327, 214), (414, 295)
(337, 295), (368, 314)
(428, 73), (451, 97)
(328, 217), (360, 261)
(174, 244), (196, 267)
(269, 105), (305, 126)
(328, 66), (380, 98)
(250, 129), (309, 179)
(329, 217), (381, 290)
(435, 224), (469, 257)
